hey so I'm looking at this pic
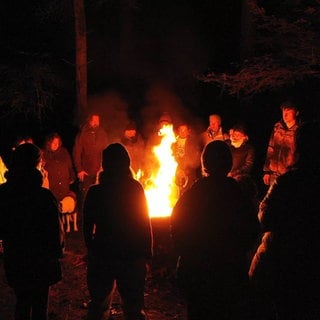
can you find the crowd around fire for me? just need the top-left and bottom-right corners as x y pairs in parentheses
(1, 99), (320, 320)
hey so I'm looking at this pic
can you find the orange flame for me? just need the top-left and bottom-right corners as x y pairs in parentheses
(144, 124), (179, 218)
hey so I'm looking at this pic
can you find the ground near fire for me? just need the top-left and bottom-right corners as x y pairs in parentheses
(0, 218), (188, 320)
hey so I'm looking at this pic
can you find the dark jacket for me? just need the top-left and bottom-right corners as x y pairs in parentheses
(249, 168), (320, 295)
(73, 124), (109, 176)
(171, 175), (259, 274)
(226, 140), (255, 179)
(0, 168), (63, 287)
(43, 146), (75, 201)
(83, 171), (153, 260)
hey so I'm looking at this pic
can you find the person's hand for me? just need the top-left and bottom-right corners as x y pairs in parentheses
(77, 171), (88, 182)
(263, 173), (270, 185)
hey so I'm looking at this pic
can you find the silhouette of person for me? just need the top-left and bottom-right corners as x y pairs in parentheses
(0, 143), (63, 320)
(249, 120), (320, 319)
(171, 141), (259, 320)
(83, 143), (153, 320)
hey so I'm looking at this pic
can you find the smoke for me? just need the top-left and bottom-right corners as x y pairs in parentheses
(87, 90), (130, 144)
(140, 81), (204, 139)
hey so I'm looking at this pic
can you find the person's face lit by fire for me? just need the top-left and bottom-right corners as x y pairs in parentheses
(230, 129), (248, 148)
(89, 115), (100, 129)
(177, 125), (190, 139)
(124, 129), (136, 139)
(282, 107), (299, 128)
(208, 115), (221, 133)
(50, 137), (60, 152)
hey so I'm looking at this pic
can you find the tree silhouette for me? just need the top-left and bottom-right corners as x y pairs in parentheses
(200, 0), (320, 98)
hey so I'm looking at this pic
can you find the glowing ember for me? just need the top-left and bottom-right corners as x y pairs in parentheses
(144, 124), (179, 218)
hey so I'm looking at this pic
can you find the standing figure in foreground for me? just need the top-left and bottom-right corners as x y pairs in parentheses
(171, 122), (201, 195)
(263, 101), (300, 188)
(171, 141), (259, 320)
(0, 143), (63, 320)
(249, 121), (320, 319)
(83, 143), (153, 320)
(73, 113), (109, 214)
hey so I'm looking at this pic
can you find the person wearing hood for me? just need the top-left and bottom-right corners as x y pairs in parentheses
(43, 132), (77, 232)
(171, 141), (259, 320)
(249, 121), (320, 319)
(0, 143), (63, 320)
(83, 143), (153, 320)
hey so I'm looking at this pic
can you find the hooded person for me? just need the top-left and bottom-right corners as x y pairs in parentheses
(249, 121), (320, 319)
(0, 143), (63, 320)
(83, 143), (153, 320)
(171, 140), (259, 320)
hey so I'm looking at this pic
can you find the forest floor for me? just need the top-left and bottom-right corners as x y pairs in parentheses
(0, 218), (187, 320)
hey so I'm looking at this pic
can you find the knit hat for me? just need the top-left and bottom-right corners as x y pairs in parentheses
(202, 141), (232, 176)
(102, 143), (131, 170)
(10, 143), (41, 170)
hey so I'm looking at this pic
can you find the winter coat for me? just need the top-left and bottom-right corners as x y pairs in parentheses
(226, 140), (255, 180)
(171, 175), (259, 281)
(249, 168), (320, 299)
(83, 171), (153, 260)
(43, 146), (76, 201)
(0, 168), (63, 288)
(73, 124), (109, 176)
(263, 120), (299, 175)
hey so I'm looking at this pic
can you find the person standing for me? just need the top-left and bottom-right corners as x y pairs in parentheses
(43, 132), (76, 203)
(262, 101), (300, 188)
(0, 143), (63, 320)
(83, 143), (153, 320)
(226, 123), (259, 207)
(120, 121), (146, 179)
(171, 141), (259, 320)
(171, 122), (201, 195)
(73, 113), (109, 213)
(249, 121), (320, 319)
(11, 136), (50, 188)
(42, 132), (77, 232)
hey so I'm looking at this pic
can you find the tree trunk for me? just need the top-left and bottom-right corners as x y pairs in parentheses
(74, 0), (87, 124)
